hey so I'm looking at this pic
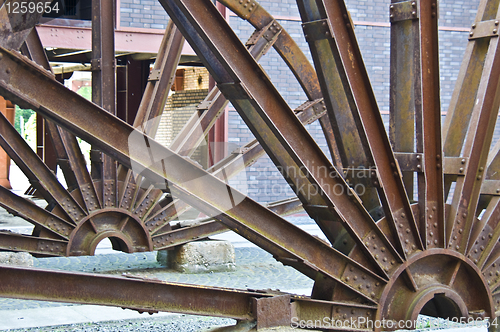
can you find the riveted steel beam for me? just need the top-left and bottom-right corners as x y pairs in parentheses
(158, 0), (404, 281)
(0, 47), (388, 302)
(0, 232), (67, 256)
(0, 185), (74, 240)
(133, 20), (184, 136)
(417, 0), (445, 249)
(443, 0), (500, 195)
(0, 111), (86, 224)
(446, 1), (500, 254)
(0, 264), (377, 327)
(218, 0), (343, 170)
(297, 0), (422, 259)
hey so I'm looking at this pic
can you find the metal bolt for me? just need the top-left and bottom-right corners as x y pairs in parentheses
(494, 29), (498, 34)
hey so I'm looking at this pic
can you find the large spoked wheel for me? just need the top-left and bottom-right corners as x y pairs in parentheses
(0, 0), (500, 330)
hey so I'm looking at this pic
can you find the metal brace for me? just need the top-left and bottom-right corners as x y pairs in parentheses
(263, 20), (282, 42)
(394, 153), (424, 172)
(443, 157), (468, 175)
(389, 0), (419, 23)
(148, 69), (161, 81)
(343, 167), (379, 188)
(302, 19), (331, 42)
(196, 100), (212, 111)
(469, 20), (500, 40)
(246, 20), (282, 46)
(481, 180), (500, 196)
(91, 58), (101, 71)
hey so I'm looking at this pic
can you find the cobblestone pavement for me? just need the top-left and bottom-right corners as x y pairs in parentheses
(0, 246), (314, 311)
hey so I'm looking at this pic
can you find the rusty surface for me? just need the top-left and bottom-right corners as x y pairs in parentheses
(0, 0), (500, 330)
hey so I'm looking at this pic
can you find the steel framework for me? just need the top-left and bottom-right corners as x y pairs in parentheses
(0, 0), (500, 330)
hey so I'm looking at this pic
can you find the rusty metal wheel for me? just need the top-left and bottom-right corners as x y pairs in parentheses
(0, 0), (500, 330)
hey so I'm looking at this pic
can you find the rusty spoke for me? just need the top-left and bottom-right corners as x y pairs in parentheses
(219, 0), (343, 169)
(389, 1), (418, 203)
(0, 232), (67, 256)
(159, 0), (404, 280)
(133, 21), (184, 136)
(443, 0), (499, 196)
(297, 0), (423, 259)
(446, 3), (500, 254)
(415, 0), (445, 250)
(297, 0), (380, 215)
(0, 47), (389, 302)
(0, 111), (86, 224)
(0, 185), (74, 240)
(471, 141), (500, 268)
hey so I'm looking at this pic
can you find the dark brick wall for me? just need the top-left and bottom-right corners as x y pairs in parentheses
(120, 0), (169, 29)
(129, 0), (486, 203)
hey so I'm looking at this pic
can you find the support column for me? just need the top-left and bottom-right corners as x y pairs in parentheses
(207, 1), (229, 166)
(91, 0), (117, 205)
(0, 96), (14, 188)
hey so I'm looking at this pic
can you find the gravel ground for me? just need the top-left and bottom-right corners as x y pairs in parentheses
(4, 315), (238, 332)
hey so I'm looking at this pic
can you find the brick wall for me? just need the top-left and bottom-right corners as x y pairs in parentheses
(183, 67), (210, 91)
(120, 0), (169, 29)
(156, 89), (209, 148)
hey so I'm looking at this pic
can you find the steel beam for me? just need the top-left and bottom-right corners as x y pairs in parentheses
(296, 0), (423, 259)
(297, 0), (379, 213)
(218, 0), (343, 169)
(0, 47), (388, 302)
(445, 2), (500, 254)
(416, 0), (445, 249)
(158, 0), (402, 280)
(133, 20), (184, 135)
(0, 185), (74, 240)
(442, 0), (499, 195)
(0, 232), (67, 256)
(91, 0), (117, 194)
(0, 110), (86, 224)
(0, 264), (377, 328)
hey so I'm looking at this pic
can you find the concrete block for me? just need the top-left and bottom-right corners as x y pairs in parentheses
(157, 240), (236, 273)
(0, 252), (34, 266)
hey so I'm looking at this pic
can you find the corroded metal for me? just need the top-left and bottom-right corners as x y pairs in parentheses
(0, 0), (499, 330)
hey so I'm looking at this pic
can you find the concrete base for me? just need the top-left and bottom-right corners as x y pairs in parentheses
(0, 251), (34, 266)
(157, 239), (236, 273)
